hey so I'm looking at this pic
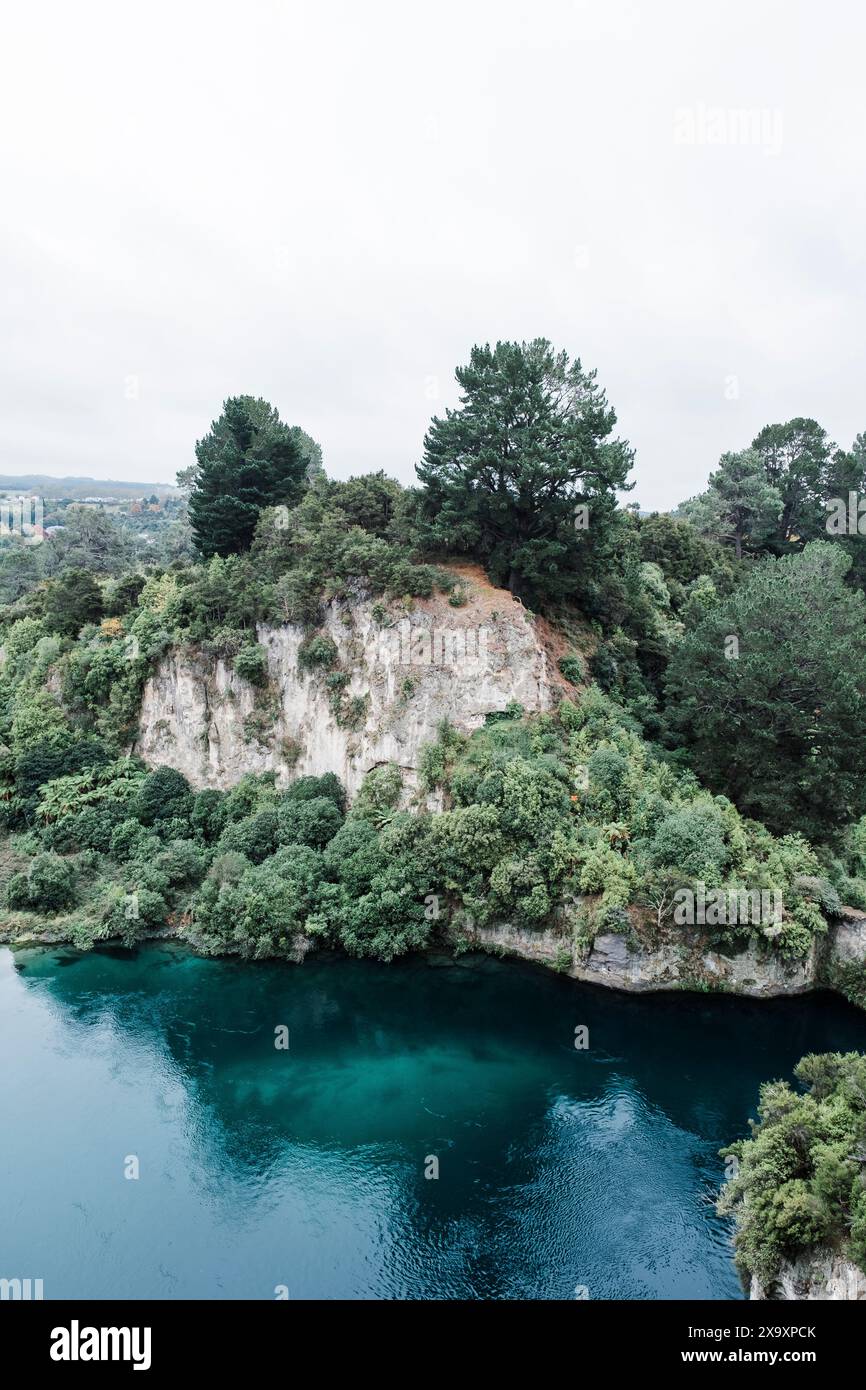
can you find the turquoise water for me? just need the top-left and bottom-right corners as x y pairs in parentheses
(3, 942), (866, 1301)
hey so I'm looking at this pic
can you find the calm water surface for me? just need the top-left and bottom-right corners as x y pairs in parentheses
(3, 942), (866, 1300)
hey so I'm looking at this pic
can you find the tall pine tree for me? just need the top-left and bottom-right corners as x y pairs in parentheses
(416, 340), (633, 606)
(680, 448), (781, 559)
(664, 542), (866, 839)
(188, 397), (309, 557)
(750, 417), (833, 550)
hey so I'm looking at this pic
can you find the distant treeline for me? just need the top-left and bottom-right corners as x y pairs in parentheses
(0, 474), (178, 500)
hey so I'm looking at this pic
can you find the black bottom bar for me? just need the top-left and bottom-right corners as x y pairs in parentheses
(4, 1295), (858, 1375)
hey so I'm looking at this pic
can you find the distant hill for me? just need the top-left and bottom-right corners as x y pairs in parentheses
(0, 474), (178, 499)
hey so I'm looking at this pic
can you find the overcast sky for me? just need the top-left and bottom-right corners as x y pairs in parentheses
(1, 0), (864, 510)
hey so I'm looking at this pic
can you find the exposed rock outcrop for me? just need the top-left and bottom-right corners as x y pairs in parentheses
(133, 566), (866, 1008)
(135, 579), (561, 799)
(829, 908), (866, 966)
(750, 1249), (866, 1301)
(470, 908), (866, 1000)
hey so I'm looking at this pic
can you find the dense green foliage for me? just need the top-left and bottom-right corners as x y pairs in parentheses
(2, 367), (865, 977)
(682, 416), (866, 565)
(751, 418), (836, 551)
(664, 544), (866, 839)
(679, 449), (780, 559)
(2, 672), (858, 967)
(188, 397), (309, 558)
(719, 1053), (866, 1283)
(43, 568), (104, 636)
(417, 340), (634, 605)
(42, 507), (137, 577)
(3, 367), (865, 1296)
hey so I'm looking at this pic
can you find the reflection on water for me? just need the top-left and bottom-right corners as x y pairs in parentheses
(2, 942), (866, 1300)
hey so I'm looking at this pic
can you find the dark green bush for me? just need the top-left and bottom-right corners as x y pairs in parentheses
(218, 809), (279, 864)
(156, 839), (208, 886)
(298, 634), (338, 672)
(6, 871), (31, 910)
(27, 853), (76, 912)
(648, 806), (728, 881)
(234, 644), (269, 687)
(719, 1053), (866, 1283)
(283, 773), (346, 812)
(190, 789), (228, 843)
(136, 766), (193, 827)
(558, 653), (585, 685)
(277, 795), (343, 849)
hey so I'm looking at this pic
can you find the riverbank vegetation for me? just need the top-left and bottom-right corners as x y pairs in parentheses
(1, 345), (866, 972)
(1, 660), (864, 965)
(719, 1052), (866, 1284)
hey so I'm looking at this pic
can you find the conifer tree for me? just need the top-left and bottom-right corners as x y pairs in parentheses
(188, 396), (309, 557)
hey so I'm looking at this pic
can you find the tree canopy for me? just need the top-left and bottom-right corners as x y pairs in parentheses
(416, 339), (633, 604)
(720, 1053), (866, 1284)
(188, 396), (310, 557)
(664, 542), (866, 838)
(751, 417), (834, 550)
(679, 448), (781, 559)
(43, 567), (104, 636)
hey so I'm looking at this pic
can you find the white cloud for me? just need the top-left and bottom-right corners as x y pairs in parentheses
(0, 0), (864, 507)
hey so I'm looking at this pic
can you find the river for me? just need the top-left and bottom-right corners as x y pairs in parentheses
(3, 942), (866, 1300)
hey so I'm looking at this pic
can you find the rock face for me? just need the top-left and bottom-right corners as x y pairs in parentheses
(575, 928), (819, 997)
(471, 909), (866, 1000)
(829, 909), (866, 966)
(750, 1249), (866, 1301)
(135, 580), (560, 799)
(134, 568), (866, 1009)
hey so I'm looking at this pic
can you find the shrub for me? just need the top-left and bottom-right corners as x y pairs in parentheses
(719, 1053), (866, 1284)
(6, 872), (31, 910)
(273, 570), (323, 627)
(282, 773), (346, 812)
(221, 774), (277, 824)
(648, 806), (728, 881)
(156, 839), (208, 886)
(298, 634), (338, 672)
(665, 544), (866, 839)
(351, 764), (403, 826)
(153, 816), (191, 843)
(123, 888), (169, 930)
(103, 573), (146, 617)
(558, 653), (585, 685)
(66, 807), (118, 852)
(234, 643), (269, 687)
(41, 819), (81, 853)
(136, 766), (193, 827)
(190, 789), (227, 843)
(194, 845), (324, 958)
(277, 795), (343, 849)
(587, 745), (631, 819)
(43, 568), (103, 636)
(280, 736), (303, 768)
(484, 701), (525, 725)
(109, 818), (150, 858)
(207, 851), (251, 885)
(26, 853), (76, 912)
(218, 809), (279, 864)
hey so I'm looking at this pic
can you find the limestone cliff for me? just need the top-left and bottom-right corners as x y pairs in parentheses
(469, 907), (866, 1000)
(133, 567), (866, 1004)
(135, 573), (564, 799)
(750, 1249), (866, 1300)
